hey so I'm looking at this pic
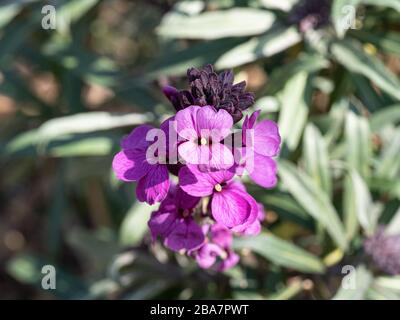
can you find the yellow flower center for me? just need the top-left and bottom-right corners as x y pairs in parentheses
(214, 184), (222, 192)
(200, 137), (207, 145)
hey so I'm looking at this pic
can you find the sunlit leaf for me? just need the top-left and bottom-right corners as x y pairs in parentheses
(234, 233), (326, 274)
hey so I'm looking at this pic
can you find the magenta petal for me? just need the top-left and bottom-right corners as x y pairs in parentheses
(211, 187), (258, 230)
(247, 153), (278, 188)
(211, 223), (233, 248)
(253, 119), (281, 157)
(164, 218), (205, 252)
(112, 149), (151, 181)
(175, 105), (201, 140)
(242, 220), (261, 236)
(136, 165), (170, 205)
(195, 243), (225, 269)
(148, 208), (178, 241)
(121, 125), (153, 151)
(208, 143), (234, 169)
(196, 106), (233, 141)
(178, 142), (210, 165)
(218, 250), (239, 271)
(178, 165), (215, 197)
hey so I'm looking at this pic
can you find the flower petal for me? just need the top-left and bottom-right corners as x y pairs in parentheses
(136, 165), (170, 205)
(148, 207), (178, 241)
(218, 250), (239, 271)
(164, 218), (205, 251)
(195, 243), (225, 269)
(211, 187), (258, 230)
(121, 124), (153, 151)
(247, 153), (278, 188)
(196, 106), (233, 141)
(178, 165), (215, 197)
(175, 105), (201, 140)
(253, 119), (281, 157)
(209, 143), (234, 170)
(112, 149), (151, 181)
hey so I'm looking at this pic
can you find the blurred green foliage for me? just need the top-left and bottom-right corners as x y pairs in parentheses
(0, 0), (399, 299)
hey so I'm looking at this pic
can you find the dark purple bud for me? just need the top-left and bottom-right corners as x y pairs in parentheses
(289, 0), (332, 32)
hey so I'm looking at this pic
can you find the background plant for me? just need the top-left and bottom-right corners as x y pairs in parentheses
(0, 0), (399, 299)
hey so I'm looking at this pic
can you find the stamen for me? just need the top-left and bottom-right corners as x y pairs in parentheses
(200, 137), (207, 145)
(214, 184), (222, 192)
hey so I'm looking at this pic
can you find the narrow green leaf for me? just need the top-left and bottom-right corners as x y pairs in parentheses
(331, 0), (362, 38)
(386, 207), (400, 236)
(157, 8), (275, 40)
(278, 72), (310, 151)
(278, 160), (348, 250)
(370, 105), (400, 131)
(345, 111), (371, 178)
(216, 26), (301, 69)
(303, 123), (332, 197)
(344, 170), (379, 236)
(375, 128), (400, 180)
(234, 233), (326, 274)
(119, 202), (155, 246)
(331, 39), (400, 100)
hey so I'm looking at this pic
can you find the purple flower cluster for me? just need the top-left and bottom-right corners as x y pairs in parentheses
(364, 227), (400, 275)
(112, 65), (280, 271)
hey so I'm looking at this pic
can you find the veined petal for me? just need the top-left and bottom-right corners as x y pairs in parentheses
(175, 105), (201, 140)
(195, 243), (225, 269)
(136, 165), (170, 205)
(209, 143), (234, 170)
(164, 218), (205, 251)
(121, 124), (153, 151)
(247, 153), (278, 188)
(254, 119), (281, 157)
(112, 149), (151, 181)
(211, 187), (258, 230)
(178, 141), (210, 165)
(178, 165), (215, 197)
(196, 106), (233, 141)
(148, 208), (178, 241)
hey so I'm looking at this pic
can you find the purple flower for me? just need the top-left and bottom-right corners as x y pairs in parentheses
(194, 223), (239, 271)
(364, 227), (400, 275)
(242, 203), (266, 236)
(175, 105), (234, 169)
(235, 110), (280, 188)
(163, 64), (255, 123)
(112, 124), (170, 205)
(179, 165), (258, 233)
(148, 184), (204, 252)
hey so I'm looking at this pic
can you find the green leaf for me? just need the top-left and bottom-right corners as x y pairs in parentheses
(386, 207), (400, 236)
(260, 0), (299, 12)
(350, 30), (400, 57)
(333, 265), (373, 300)
(157, 8), (275, 40)
(278, 160), (348, 250)
(119, 202), (155, 246)
(375, 128), (400, 180)
(362, 0), (400, 12)
(331, 0), (362, 38)
(148, 38), (243, 77)
(278, 72), (311, 151)
(345, 111), (371, 178)
(215, 26), (301, 69)
(344, 170), (379, 236)
(303, 123), (332, 197)
(266, 279), (304, 300)
(370, 105), (400, 131)
(233, 233), (325, 274)
(331, 39), (400, 100)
